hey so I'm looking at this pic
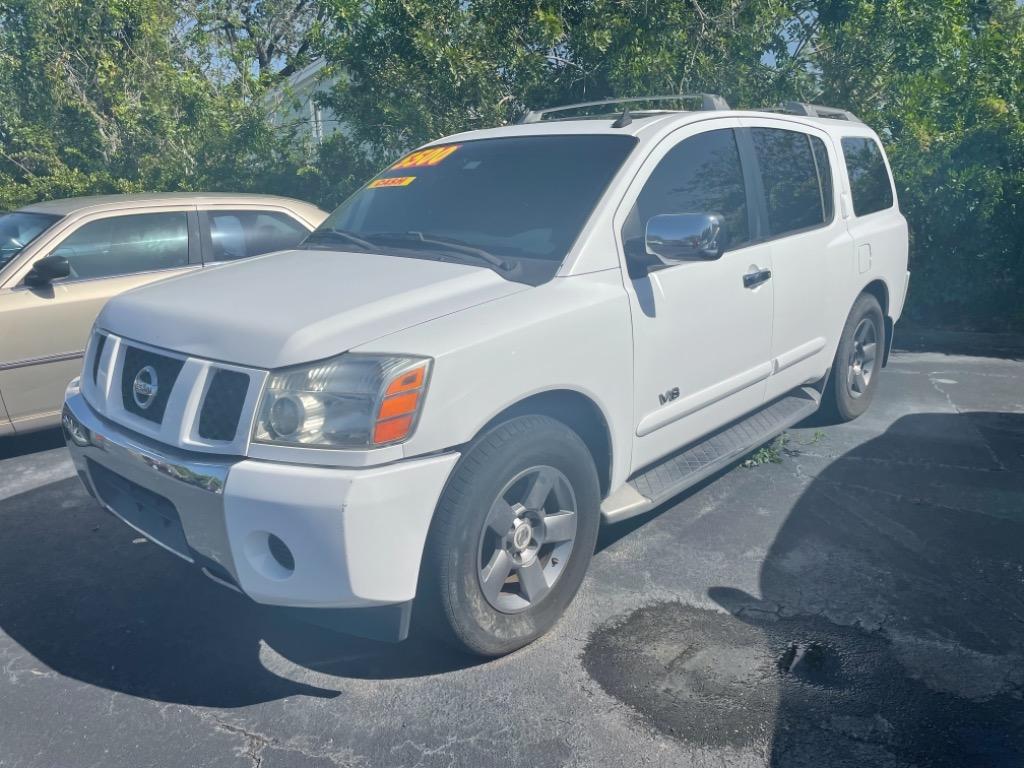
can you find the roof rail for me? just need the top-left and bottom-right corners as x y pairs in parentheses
(778, 101), (862, 123)
(518, 93), (730, 124)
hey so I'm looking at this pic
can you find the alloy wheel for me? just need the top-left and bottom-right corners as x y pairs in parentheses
(847, 317), (879, 399)
(477, 465), (578, 613)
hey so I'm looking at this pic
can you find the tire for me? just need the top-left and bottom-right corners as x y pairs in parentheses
(822, 293), (886, 422)
(418, 414), (601, 656)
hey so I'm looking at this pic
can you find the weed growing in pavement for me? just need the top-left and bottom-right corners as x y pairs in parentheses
(742, 431), (825, 468)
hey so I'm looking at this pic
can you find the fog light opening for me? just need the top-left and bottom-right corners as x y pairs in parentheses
(267, 533), (295, 572)
(243, 531), (295, 581)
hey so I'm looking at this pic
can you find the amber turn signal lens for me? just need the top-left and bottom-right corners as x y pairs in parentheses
(378, 391), (419, 420)
(373, 362), (430, 445)
(385, 366), (425, 396)
(373, 415), (414, 445)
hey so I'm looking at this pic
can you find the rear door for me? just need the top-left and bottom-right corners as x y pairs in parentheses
(739, 118), (855, 400)
(0, 207), (200, 430)
(199, 208), (313, 264)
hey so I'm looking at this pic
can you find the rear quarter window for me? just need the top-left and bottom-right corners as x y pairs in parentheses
(841, 137), (894, 217)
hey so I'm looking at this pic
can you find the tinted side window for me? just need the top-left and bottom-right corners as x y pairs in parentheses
(51, 212), (189, 279)
(208, 211), (308, 262)
(0, 212), (59, 271)
(623, 128), (749, 258)
(842, 137), (894, 216)
(751, 128), (829, 237)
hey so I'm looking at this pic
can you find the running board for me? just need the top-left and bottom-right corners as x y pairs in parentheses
(601, 387), (820, 524)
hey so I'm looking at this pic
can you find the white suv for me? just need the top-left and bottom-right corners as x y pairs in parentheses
(62, 96), (909, 656)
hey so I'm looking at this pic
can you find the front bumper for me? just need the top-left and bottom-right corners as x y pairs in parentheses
(63, 387), (459, 622)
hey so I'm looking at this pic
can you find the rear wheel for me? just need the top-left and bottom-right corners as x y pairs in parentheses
(823, 293), (885, 422)
(419, 415), (600, 656)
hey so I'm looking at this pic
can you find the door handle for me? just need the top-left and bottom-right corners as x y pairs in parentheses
(743, 269), (772, 289)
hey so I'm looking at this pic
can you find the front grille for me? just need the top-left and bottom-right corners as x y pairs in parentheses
(198, 369), (250, 441)
(87, 459), (190, 557)
(120, 346), (185, 424)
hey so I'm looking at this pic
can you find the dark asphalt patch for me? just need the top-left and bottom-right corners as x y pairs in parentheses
(583, 602), (1024, 767)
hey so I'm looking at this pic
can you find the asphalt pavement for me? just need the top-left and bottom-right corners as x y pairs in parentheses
(0, 348), (1022, 767)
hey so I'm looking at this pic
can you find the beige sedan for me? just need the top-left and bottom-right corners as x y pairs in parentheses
(0, 193), (327, 435)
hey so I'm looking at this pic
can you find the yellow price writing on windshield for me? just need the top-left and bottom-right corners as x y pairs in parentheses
(391, 144), (460, 170)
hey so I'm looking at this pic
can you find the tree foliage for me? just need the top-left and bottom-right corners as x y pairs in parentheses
(318, 0), (1024, 330)
(182, 0), (325, 79)
(806, 0), (1024, 327)
(1, 0), (1021, 329)
(0, 0), (318, 209)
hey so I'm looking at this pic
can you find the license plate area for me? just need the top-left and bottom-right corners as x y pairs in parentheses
(87, 458), (192, 559)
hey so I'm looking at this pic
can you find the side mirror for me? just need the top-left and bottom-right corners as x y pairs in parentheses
(645, 213), (725, 265)
(24, 254), (71, 287)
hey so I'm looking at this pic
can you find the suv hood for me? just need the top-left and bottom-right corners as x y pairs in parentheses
(98, 249), (528, 369)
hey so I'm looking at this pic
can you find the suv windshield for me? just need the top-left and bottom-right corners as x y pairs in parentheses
(306, 134), (638, 284)
(0, 211), (61, 271)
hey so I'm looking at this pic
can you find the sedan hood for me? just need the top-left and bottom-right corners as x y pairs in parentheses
(98, 249), (527, 369)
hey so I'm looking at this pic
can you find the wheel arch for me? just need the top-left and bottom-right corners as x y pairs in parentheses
(860, 279), (894, 366)
(472, 389), (614, 498)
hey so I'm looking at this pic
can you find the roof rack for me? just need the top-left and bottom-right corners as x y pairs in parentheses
(518, 93), (730, 124)
(777, 101), (862, 123)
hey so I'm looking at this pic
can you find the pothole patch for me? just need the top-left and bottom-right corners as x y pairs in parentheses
(583, 602), (1024, 766)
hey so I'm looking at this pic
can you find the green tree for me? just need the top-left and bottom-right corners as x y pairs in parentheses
(0, 0), (317, 208)
(315, 0), (800, 161)
(181, 0), (325, 80)
(318, 0), (1023, 330)
(807, 0), (1024, 328)
(1, 0), (1020, 329)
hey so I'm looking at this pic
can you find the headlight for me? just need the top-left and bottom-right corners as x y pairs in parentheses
(253, 354), (431, 449)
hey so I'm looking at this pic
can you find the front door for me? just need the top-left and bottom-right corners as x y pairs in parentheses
(0, 208), (199, 430)
(617, 121), (775, 471)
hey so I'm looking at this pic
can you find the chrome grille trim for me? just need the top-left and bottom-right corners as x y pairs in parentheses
(80, 331), (267, 456)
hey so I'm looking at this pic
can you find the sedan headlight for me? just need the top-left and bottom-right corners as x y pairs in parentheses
(253, 354), (431, 448)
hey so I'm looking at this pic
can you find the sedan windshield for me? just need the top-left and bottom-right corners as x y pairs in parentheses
(0, 211), (61, 271)
(306, 134), (638, 283)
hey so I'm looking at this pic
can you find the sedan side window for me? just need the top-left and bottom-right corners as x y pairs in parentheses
(208, 211), (308, 262)
(622, 128), (750, 261)
(51, 212), (190, 280)
(0, 212), (60, 271)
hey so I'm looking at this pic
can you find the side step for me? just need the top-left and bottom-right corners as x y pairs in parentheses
(601, 388), (820, 524)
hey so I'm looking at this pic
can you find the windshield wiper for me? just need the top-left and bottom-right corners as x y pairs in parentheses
(304, 228), (378, 252)
(367, 231), (512, 271)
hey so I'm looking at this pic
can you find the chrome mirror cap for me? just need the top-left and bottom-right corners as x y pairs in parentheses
(645, 213), (725, 264)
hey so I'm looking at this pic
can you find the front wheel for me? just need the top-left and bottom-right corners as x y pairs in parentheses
(822, 293), (886, 422)
(418, 415), (601, 656)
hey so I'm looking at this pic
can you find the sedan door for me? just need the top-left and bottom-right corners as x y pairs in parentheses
(617, 121), (776, 471)
(0, 207), (200, 431)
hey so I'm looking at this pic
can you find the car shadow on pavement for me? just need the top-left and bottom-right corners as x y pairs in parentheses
(0, 472), (481, 708)
(0, 427), (65, 460)
(586, 411), (1024, 767)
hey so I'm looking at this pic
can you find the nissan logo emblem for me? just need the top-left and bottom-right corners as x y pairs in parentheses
(132, 365), (159, 410)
